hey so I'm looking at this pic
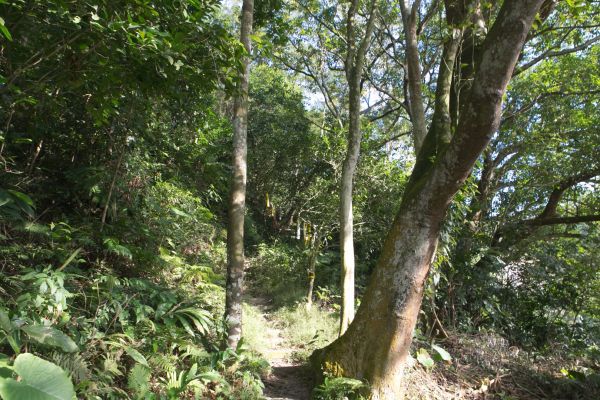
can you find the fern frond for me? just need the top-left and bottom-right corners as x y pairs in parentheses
(177, 342), (210, 362)
(149, 353), (178, 374)
(127, 364), (151, 396)
(103, 353), (123, 377)
(50, 351), (92, 383)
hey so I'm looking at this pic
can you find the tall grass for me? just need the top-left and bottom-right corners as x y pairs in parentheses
(273, 303), (339, 362)
(242, 303), (272, 357)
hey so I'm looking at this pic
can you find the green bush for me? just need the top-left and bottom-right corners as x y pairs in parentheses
(313, 376), (368, 400)
(247, 243), (306, 307)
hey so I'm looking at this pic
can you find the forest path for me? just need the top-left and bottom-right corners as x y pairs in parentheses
(246, 297), (313, 400)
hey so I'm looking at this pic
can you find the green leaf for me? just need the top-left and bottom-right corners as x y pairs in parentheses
(57, 248), (82, 271)
(0, 368), (11, 379)
(561, 368), (587, 382)
(6, 190), (33, 207)
(250, 33), (264, 44)
(431, 344), (452, 362)
(0, 310), (12, 332)
(0, 353), (75, 400)
(21, 325), (78, 353)
(123, 346), (149, 367)
(5, 336), (20, 355)
(175, 314), (195, 337)
(0, 354), (11, 379)
(416, 348), (434, 369)
(0, 17), (12, 41)
(103, 238), (133, 259)
(170, 207), (191, 218)
(197, 370), (221, 383)
(127, 364), (150, 395)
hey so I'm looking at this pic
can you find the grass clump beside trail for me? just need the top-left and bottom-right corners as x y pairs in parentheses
(242, 298), (339, 364)
(242, 303), (274, 358)
(244, 242), (340, 363)
(272, 303), (339, 362)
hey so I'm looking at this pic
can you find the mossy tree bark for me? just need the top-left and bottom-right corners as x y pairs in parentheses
(312, 0), (545, 397)
(225, 0), (254, 349)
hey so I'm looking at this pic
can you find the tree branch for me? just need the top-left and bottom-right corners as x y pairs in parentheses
(501, 90), (600, 125)
(417, 0), (441, 35)
(515, 34), (600, 76)
(371, 129), (412, 149)
(525, 215), (600, 226)
(537, 170), (600, 219)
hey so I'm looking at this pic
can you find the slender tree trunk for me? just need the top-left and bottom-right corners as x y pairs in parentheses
(27, 139), (44, 174)
(452, 149), (494, 266)
(339, 0), (377, 336)
(306, 227), (319, 310)
(400, 0), (427, 155)
(224, 0), (253, 349)
(306, 253), (316, 310)
(339, 81), (360, 334)
(422, 17), (464, 332)
(0, 109), (14, 159)
(312, 1), (544, 397)
(101, 148), (125, 231)
(432, 29), (462, 148)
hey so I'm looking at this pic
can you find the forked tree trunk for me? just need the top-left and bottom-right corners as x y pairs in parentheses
(224, 0), (254, 349)
(312, 1), (544, 397)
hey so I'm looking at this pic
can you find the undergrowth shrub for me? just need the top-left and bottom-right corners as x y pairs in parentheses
(0, 205), (267, 399)
(141, 181), (216, 258)
(313, 376), (368, 400)
(247, 243), (306, 307)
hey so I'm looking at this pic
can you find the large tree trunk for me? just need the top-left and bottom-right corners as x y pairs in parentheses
(338, 0), (377, 335)
(312, 0), (544, 397)
(224, 0), (253, 349)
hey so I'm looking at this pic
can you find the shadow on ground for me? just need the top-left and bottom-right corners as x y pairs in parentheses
(264, 365), (313, 400)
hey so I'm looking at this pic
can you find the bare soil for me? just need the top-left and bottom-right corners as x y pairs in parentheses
(248, 297), (313, 400)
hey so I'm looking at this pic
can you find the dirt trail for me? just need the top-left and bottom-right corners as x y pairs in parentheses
(249, 298), (313, 400)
